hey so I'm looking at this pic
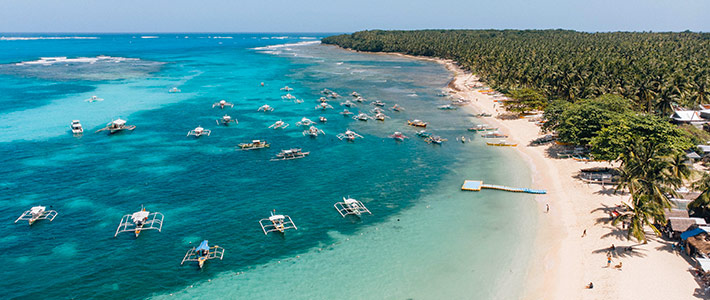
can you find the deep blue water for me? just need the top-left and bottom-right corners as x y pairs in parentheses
(0, 34), (536, 299)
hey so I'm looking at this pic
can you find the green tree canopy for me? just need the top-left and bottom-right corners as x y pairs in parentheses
(502, 88), (547, 114)
(545, 95), (633, 145)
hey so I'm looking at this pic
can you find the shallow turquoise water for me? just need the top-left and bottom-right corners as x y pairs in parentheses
(0, 34), (536, 299)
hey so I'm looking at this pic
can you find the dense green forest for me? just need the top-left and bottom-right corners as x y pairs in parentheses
(323, 30), (710, 116)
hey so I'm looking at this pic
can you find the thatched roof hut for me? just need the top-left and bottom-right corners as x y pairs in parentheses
(688, 233), (710, 256)
(669, 218), (697, 233)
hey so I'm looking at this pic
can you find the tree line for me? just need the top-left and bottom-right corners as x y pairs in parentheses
(323, 30), (710, 116)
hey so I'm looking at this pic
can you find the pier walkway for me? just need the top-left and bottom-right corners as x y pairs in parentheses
(461, 180), (547, 194)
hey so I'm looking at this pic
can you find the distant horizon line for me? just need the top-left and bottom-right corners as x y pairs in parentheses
(0, 29), (706, 34)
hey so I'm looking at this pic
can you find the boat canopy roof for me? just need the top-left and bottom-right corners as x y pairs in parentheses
(269, 214), (285, 221)
(30, 206), (46, 213)
(197, 240), (209, 251)
(113, 119), (126, 125)
(132, 211), (150, 220)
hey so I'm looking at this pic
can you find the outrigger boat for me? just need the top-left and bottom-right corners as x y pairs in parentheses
(481, 131), (508, 138)
(468, 124), (498, 131)
(216, 114), (237, 126)
(438, 104), (457, 110)
(293, 98), (304, 104)
(319, 116), (327, 123)
(169, 87), (181, 93)
(371, 107), (385, 114)
(451, 99), (470, 106)
(340, 109), (354, 116)
(354, 96), (366, 103)
(259, 211), (297, 235)
(272, 148), (309, 161)
(389, 132), (409, 141)
(187, 126), (211, 137)
(280, 86), (294, 91)
(281, 93), (296, 100)
(181, 240), (225, 269)
(374, 112), (389, 121)
(114, 206), (164, 238)
(457, 136), (467, 143)
(391, 104), (404, 111)
(351, 91), (361, 98)
(95, 118), (136, 134)
(328, 92), (340, 99)
(341, 100), (356, 107)
(337, 129), (364, 141)
(371, 100), (385, 107)
(15, 206), (57, 225)
(353, 113), (371, 121)
(487, 140), (518, 147)
(238, 140), (269, 150)
(321, 88), (333, 95)
(268, 120), (289, 129)
(315, 103), (333, 110)
(212, 100), (234, 109)
(296, 117), (315, 127)
(70, 120), (83, 135)
(407, 119), (428, 128)
(258, 104), (274, 112)
(474, 112), (493, 117)
(302, 126), (325, 137)
(85, 95), (104, 102)
(318, 97), (329, 103)
(334, 197), (372, 217)
(416, 130), (432, 138)
(425, 135), (447, 144)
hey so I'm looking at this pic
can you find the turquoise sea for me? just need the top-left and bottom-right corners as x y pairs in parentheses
(0, 33), (537, 299)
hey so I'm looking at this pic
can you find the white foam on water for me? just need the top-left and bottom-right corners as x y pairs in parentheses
(13, 55), (139, 66)
(0, 36), (99, 41)
(251, 41), (321, 51)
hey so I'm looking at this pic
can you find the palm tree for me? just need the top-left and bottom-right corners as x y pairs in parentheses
(668, 151), (693, 189)
(613, 194), (665, 242)
(690, 172), (710, 216)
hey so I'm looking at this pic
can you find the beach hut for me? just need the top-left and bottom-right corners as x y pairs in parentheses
(686, 232), (710, 256)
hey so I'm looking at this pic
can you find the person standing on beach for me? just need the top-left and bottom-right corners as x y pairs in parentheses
(545, 203), (550, 213)
(607, 253), (612, 267)
(582, 229), (587, 237)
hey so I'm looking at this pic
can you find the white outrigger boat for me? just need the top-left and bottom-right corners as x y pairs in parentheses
(425, 135), (448, 144)
(337, 129), (363, 141)
(212, 100), (234, 109)
(341, 100), (356, 107)
(340, 109), (354, 116)
(281, 93), (296, 100)
(318, 97), (329, 103)
(114, 206), (164, 238)
(389, 132), (409, 141)
(187, 126), (211, 137)
(181, 240), (225, 269)
(438, 104), (457, 110)
(371, 100), (385, 107)
(15, 206), (57, 225)
(319, 116), (327, 123)
(269, 120), (289, 129)
(407, 119), (428, 128)
(296, 117), (315, 127)
(468, 124), (498, 131)
(334, 197), (372, 217)
(70, 120), (83, 135)
(293, 98), (304, 104)
(391, 104), (404, 111)
(238, 139), (269, 150)
(85, 95), (104, 102)
(374, 112), (389, 121)
(95, 118), (136, 134)
(258, 104), (274, 112)
(321, 88), (333, 95)
(259, 211), (297, 235)
(302, 126), (325, 137)
(371, 107), (384, 114)
(280, 86), (294, 91)
(216, 114), (238, 126)
(169, 87), (181, 93)
(351, 91), (361, 98)
(315, 102), (333, 110)
(272, 148), (309, 161)
(353, 113), (371, 121)
(354, 96), (366, 103)
(328, 92), (340, 99)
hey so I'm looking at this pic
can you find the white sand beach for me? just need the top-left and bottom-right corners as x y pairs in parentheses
(440, 61), (702, 299)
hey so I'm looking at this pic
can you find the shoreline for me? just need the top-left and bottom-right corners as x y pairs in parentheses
(327, 44), (705, 299)
(438, 59), (701, 299)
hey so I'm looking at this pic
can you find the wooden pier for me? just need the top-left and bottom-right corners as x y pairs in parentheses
(461, 180), (547, 194)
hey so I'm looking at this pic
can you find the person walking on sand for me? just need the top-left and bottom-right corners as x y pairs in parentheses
(582, 229), (587, 237)
(545, 203), (550, 213)
(607, 253), (612, 267)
